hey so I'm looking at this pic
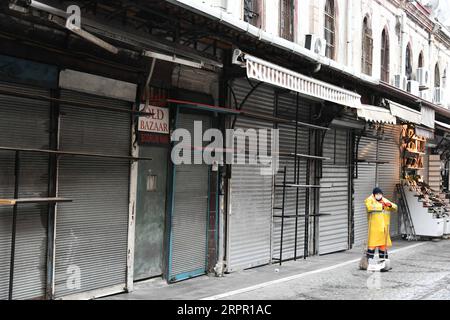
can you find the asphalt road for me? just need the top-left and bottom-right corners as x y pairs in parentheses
(220, 239), (450, 300)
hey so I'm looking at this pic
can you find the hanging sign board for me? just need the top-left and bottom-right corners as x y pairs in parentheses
(138, 104), (170, 146)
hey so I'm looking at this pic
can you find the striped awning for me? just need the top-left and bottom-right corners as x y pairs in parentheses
(356, 104), (396, 124)
(388, 100), (422, 125)
(243, 54), (362, 109)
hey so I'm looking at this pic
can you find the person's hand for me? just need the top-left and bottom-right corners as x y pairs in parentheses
(384, 202), (392, 208)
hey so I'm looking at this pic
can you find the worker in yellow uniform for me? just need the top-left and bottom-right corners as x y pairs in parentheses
(363, 187), (398, 271)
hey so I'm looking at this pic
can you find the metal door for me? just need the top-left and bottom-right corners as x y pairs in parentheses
(319, 128), (350, 255)
(0, 81), (50, 300)
(227, 79), (274, 272)
(54, 90), (130, 298)
(168, 112), (211, 282)
(353, 136), (378, 246)
(134, 146), (168, 280)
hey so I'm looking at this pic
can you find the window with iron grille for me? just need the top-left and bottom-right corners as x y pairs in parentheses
(361, 17), (373, 76)
(279, 0), (294, 41)
(380, 28), (390, 82)
(405, 44), (413, 80)
(324, 0), (336, 60)
(244, 0), (262, 28)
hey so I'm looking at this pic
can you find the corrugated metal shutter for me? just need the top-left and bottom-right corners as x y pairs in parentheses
(54, 90), (130, 298)
(272, 94), (311, 260)
(353, 136), (378, 246)
(377, 125), (401, 237)
(227, 79), (274, 272)
(0, 81), (50, 300)
(169, 112), (211, 282)
(319, 128), (350, 255)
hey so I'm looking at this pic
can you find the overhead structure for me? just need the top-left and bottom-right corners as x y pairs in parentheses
(357, 104), (397, 124)
(234, 51), (362, 109)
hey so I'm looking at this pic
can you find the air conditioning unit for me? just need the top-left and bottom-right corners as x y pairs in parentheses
(407, 80), (420, 96)
(434, 87), (446, 105)
(394, 74), (408, 91)
(417, 68), (430, 89)
(305, 34), (327, 56)
(420, 90), (431, 102)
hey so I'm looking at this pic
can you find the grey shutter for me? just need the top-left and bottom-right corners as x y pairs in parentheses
(377, 125), (401, 237)
(319, 128), (350, 255)
(354, 136), (378, 246)
(54, 90), (130, 298)
(272, 94), (311, 260)
(0, 81), (50, 300)
(227, 79), (274, 272)
(169, 112), (211, 282)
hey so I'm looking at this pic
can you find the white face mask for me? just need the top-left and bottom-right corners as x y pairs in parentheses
(375, 194), (383, 201)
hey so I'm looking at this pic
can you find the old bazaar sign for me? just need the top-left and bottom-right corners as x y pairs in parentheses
(138, 104), (170, 145)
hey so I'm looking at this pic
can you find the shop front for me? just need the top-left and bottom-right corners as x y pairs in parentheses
(0, 54), (141, 300)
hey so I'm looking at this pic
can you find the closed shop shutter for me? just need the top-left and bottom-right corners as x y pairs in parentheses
(353, 137), (378, 246)
(0, 81), (50, 300)
(272, 93), (311, 260)
(227, 79), (274, 272)
(168, 112), (211, 282)
(54, 90), (131, 298)
(319, 128), (350, 255)
(377, 125), (401, 237)
(354, 124), (401, 246)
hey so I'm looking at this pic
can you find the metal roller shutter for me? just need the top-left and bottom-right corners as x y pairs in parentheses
(227, 79), (274, 272)
(272, 94), (310, 261)
(353, 136), (378, 246)
(319, 128), (350, 255)
(377, 125), (401, 237)
(54, 90), (131, 298)
(168, 112), (211, 282)
(0, 81), (50, 300)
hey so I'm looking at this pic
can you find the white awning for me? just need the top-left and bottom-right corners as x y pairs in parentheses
(243, 54), (362, 109)
(436, 120), (450, 131)
(421, 106), (435, 129)
(357, 104), (396, 124)
(388, 100), (422, 125)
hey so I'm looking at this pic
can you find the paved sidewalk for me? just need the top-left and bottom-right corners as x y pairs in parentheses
(101, 239), (450, 300)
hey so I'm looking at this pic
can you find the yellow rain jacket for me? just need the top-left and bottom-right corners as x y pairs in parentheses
(364, 195), (398, 248)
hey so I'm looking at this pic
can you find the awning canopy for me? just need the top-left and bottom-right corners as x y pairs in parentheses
(436, 120), (450, 132)
(357, 104), (396, 124)
(416, 126), (435, 139)
(421, 105), (436, 129)
(242, 54), (362, 109)
(388, 100), (422, 125)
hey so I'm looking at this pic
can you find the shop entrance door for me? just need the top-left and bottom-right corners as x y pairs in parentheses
(167, 112), (211, 282)
(134, 146), (168, 280)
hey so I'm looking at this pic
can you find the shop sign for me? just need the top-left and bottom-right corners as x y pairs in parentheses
(138, 104), (170, 146)
(138, 105), (170, 134)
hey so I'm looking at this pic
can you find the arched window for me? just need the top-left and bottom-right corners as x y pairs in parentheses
(361, 16), (373, 75)
(435, 64), (441, 88)
(405, 44), (413, 80)
(418, 51), (424, 68)
(380, 28), (390, 82)
(324, 0), (336, 60)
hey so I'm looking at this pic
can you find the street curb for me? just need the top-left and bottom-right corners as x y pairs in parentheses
(201, 242), (428, 300)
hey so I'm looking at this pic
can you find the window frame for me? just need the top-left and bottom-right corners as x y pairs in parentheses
(279, 0), (295, 41)
(324, 0), (336, 60)
(361, 16), (373, 76)
(380, 28), (390, 83)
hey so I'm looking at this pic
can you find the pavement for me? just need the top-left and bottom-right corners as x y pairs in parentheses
(102, 239), (450, 300)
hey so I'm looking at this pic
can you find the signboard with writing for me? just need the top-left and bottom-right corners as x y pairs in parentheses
(138, 104), (170, 146)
